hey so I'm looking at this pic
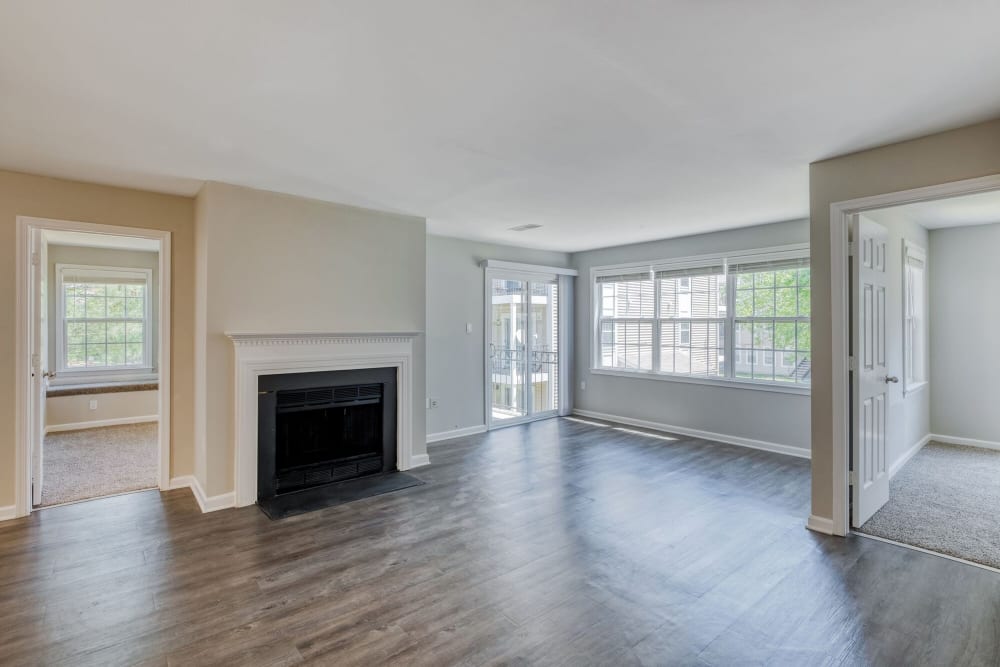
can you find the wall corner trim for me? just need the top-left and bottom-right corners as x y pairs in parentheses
(889, 433), (932, 479)
(409, 453), (432, 468)
(426, 424), (487, 443)
(0, 505), (17, 522)
(571, 409), (811, 460)
(806, 515), (836, 535)
(928, 433), (1000, 452)
(171, 475), (234, 513)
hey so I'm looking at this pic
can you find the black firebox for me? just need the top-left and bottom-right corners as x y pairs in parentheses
(257, 368), (397, 514)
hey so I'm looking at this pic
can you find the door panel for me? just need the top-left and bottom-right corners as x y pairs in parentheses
(31, 231), (47, 506)
(852, 216), (891, 527)
(489, 278), (528, 423)
(529, 281), (559, 415)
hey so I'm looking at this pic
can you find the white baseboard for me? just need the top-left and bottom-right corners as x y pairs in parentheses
(409, 453), (431, 468)
(889, 433), (932, 479)
(0, 505), (16, 522)
(172, 475), (233, 513)
(426, 424), (487, 443)
(45, 415), (159, 434)
(806, 514), (836, 535)
(929, 433), (1000, 451)
(571, 409), (810, 460)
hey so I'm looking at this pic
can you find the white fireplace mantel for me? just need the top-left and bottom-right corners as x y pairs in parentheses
(227, 331), (423, 508)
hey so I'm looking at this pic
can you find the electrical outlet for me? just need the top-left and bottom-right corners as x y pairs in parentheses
(89, 399), (98, 410)
(428, 397), (440, 409)
(466, 322), (473, 334)
(580, 381), (586, 391)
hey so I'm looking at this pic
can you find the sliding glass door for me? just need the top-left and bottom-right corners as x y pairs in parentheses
(487, 273), (560, 428)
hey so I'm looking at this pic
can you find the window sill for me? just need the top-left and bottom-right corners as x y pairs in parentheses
(903, 381), (928, 397)
(49, 370), (158, 387)
(589, 367), (811, 396)
(46, 380), (159, 398)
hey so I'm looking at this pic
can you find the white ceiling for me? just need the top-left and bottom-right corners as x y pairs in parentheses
(2, 1), (1000, 252)
(866, 188), (1000, 230)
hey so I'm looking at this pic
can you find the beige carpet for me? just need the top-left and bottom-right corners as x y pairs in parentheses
(39, 422), (158, 507)
(858, 441), (1000, 569)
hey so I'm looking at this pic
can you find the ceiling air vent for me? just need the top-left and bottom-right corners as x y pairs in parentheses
(508, 224), (542, 232)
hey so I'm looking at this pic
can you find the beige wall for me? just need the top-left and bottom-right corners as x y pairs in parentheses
(194, 183), (427, 497)
(0, 170), (196, 508)
(46, 390), (158, 429)
(809, 118), (1000, 523)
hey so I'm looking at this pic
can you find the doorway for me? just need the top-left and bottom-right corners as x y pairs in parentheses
(828, 174), (1000, 542)
(484, 262), (574, 429)
(14, 217), (172, 517)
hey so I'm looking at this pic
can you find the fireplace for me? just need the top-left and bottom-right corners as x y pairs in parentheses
(257, 367), (397, 512)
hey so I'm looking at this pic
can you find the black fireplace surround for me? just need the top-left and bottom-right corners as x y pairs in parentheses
(257, 367), (397, 513)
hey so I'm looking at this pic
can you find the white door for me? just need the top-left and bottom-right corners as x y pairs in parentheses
(851, 216), (893, 527)
(30, 230), (49, 506)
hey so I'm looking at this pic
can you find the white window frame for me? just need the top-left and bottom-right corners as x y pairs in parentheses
(902, 240), (928, 395)
(54, 264), (156, 384)
(590, 243), (810, 395)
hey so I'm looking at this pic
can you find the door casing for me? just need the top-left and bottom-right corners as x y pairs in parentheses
(14, 216), (172, 518)
(823, 174), (1000, 537)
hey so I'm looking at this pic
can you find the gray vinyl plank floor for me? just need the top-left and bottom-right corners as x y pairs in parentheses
(1, 417), (999, 665)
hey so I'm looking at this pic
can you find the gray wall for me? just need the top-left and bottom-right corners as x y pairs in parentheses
(571, 219), (811, 453)
(929, 223), (1000, 443)
(47, 244), (159, 373)
(859, 213), (930, 468)
(425, 235), (571, 436)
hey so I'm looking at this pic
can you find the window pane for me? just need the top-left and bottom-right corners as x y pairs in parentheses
(753, 322), (773, 349)
(126, 297), (144, 319)
(126, 321), (144, 343)
(87, 344), (106, 366)
(107, 284), (126, 297)
(798, 268), (811, 288)
(775, 288), (796, 317)
(86, 321), (107, 344)
(126, 284), (145, 298)
(775, 269), (796, 287)
(796, 353), (811, 384)
(107, 343), (126, 366)
(753, 352), (774, 381)
(66, 345), (86, 368)
(735, 290), (753, 317)
(753, 289), (774, 317)
(736, 273), (753, 289)
(126, 343), (144, 365)
(754, 271), (774, 289)
(107, 321), (126, 343)
(774, 322), (796, 351)
(798, 286), (811, 317)
(797, 321), (811, 351)
(66, 322), (86, 347)
(84, 284), (106, 297)
(85, 296), (106, 318)
(107, 297), (126, 318)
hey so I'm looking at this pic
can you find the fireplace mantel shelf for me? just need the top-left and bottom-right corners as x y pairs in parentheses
(226, 331), (422, 346)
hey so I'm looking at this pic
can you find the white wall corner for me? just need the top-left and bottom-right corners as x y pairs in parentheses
(189, 475), (235, 513)
(889, 433), (932, 479)
(806, 515), (836, 535)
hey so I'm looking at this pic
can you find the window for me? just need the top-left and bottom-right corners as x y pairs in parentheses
(593, 245), (810, 389)
(56, 264), (153, 378)
(902, 241), (927, 393)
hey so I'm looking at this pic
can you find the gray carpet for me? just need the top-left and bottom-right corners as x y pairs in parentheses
(859, 441), (1000, 569)
(39, 422), (158, 507)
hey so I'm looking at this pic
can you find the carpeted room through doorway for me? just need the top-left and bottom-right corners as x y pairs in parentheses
(39, 422), (158, 507)
(858, 441), (1000, 569)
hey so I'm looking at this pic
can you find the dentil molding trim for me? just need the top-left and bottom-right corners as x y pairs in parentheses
(226, 331), (422, 347)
